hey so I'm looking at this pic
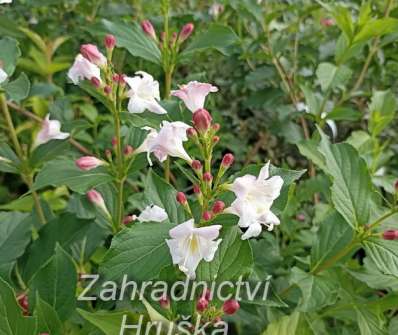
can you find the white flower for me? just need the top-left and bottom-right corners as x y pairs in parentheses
(0, 68), (7, 84)
(125, 71), (167, 115)
(34, 114), (69, 147)
(136, 121), (192, 165)
(166, 219), (222, 279)
(0, 0), (12, 4)
(67, 54), (101, 85)
(136, 205), (168, 223)
(226, 162), (284, 240)
(171, 81), (218, 113)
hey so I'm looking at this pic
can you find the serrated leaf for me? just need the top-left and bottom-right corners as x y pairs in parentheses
(29, 245), (77, 321)
(100, 223), (173, 282)
(34, 294), (63, 335)
(316, 62), (352, 92)
(363, 238), (398, 277)
(262, 311), (312, 335)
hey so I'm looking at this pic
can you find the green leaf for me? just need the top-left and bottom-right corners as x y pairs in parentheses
(291, 267), (339, 312)
(300, 85), (320, 115)
(316, 62), (352, 92)
(101, 20), (161, 64)
(34, 294), (63, 335)
(33, 159), (113, 193)
(100, 223), (173, 282)
(356, 305), (387, 335)
(311, 210), (354, 271)
(354, 18), (398, 44)
(262, 311), (313, 335)
(297, 138), (327, 172)
(196, 226), (253, 282)
(3, 73), (30, 102)
(363, 238), (398, 277)
(332, 6), (354, 41)
(29, 245), (77, 321)
(0, 212), (31, 264)
(0, 37), (21, 76)
(145, 170), (185, 224)
(20, 213), (95, 282)
(318, 130), (374, 228)
(182, 24), (239, 57)
(0, 143), (20, 173)
(77, 309), (138, 335)
(368, 90), (397, 137)
(29, 140), (70, 168)
(327, 107), (362, 121)
(0, 277), (37, 335)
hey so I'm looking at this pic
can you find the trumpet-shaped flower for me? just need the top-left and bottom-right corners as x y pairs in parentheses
(136, 121), (192, 165)
(136, 205), (168, 223)
(125, 71), (167, 115)
(34, 114), (69, 147)
(67, 54), (101, 85)
(0, 68), (7, 84)
(226, 162), (284, 240)
(166, 219), (222, 279)
(171, 81), (218, 113)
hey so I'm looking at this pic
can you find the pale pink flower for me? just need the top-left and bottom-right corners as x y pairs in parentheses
(166, 219), (222, 279)
(136, 121), (192, 165)
(0, 68), (7, 84)
(171, 81), (218, 113)
(87, 189), (110, 217)
(125, 71), (167, 115)
(80, 44), (107, 67)
(67, 54), (101, 85)
(75, 156), (105, 171)
(34, 114), (69, 147)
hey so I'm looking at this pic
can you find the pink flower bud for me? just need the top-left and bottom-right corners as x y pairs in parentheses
(179, 23), (194, 43)
(223, 299), (240, 315)
(193, 184), (201, 194)
(90, 77), (101, 88)
(112, 74), (120, 83)
(75, 156), (104, 171)
(141, 20), (157, 40)
(221, 153), (234, 168)
(80, 44), (106, 66)
(119, 74), (126, 84)
(159, 295), (170, 309)
(176, 192), (187, 205)
(212, 200), (225, 214)
(124, 145), (134, 156)
(296, 213), (306, 222)
(105, 149), (112, 159)
(193, 108), (212, 133)
(111, 137), (117, 147)
(212, 123), (220, 132)
(87, 189), (109, 216)
(18, 294), (29, 311)
(104, 85), (112, 95)
(104, 34), (116, 49)
(196, 297), (208, 312)
(320, 18), (334, 27)
(203, 172), (213, 182)
(192, 160), (202, 170)
(383, 230), (398, 240)
(187, 127), (198, 138)
(212, 136), (220, 144)
(202, 211), (212, 221)
(202, 289), (212, 301)
(123, 215), (135, 225)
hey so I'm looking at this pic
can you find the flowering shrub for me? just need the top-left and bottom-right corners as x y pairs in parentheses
(1, 0), (398, 334)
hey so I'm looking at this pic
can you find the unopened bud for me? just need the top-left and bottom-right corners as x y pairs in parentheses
(112, 74), (120, 83)
(124, 145), (134, 156)
(395, 179), (398, 192)
(203, 172), (213, 182)
(176, 192), (187, 205)
(90, 77), (101, 88)
(202, 289), (212, 301)
(105, 149), (112, 159)
(383, 230), (398, 240)
(193, 184), (201, 194)
(221, 153), (234, 168)
(123, 215), (135, 225)
(296, 213), (306, 222)
(111, 137), (117, 147)
(87, 189), (110, 217)
(212, 136), (220, 144)
(212, 123), (220, 132)
(196, 297), (208, 312)
(141, 20), (157, 40)
(159, 295), (170, 309)
(223, 299), (240, 315)
(104, 34), (116, 49)
(320, 18), (334, 27)
(212, 200), (225, 214)
(202, 211), (213, 221)
(193, 108), (212, 133)
(80, 44), (106, 66)
(179, 23), (194, 43)
(75, 156), (104, 171)
(192, 160), (202, 170)
(187, 127), (197, 138)
(104, 85), (112, 95)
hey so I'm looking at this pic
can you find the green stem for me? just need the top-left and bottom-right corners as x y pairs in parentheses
(113, 108), (124, 232)
(1, 93), (46, 225)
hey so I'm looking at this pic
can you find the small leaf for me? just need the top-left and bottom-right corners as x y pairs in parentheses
(3, 72), (31, 102)
(0, 37), (21, 76)
(316, 62), (352, 92)
(368, 90), (397, 137)
(354, 18), (398, 44)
